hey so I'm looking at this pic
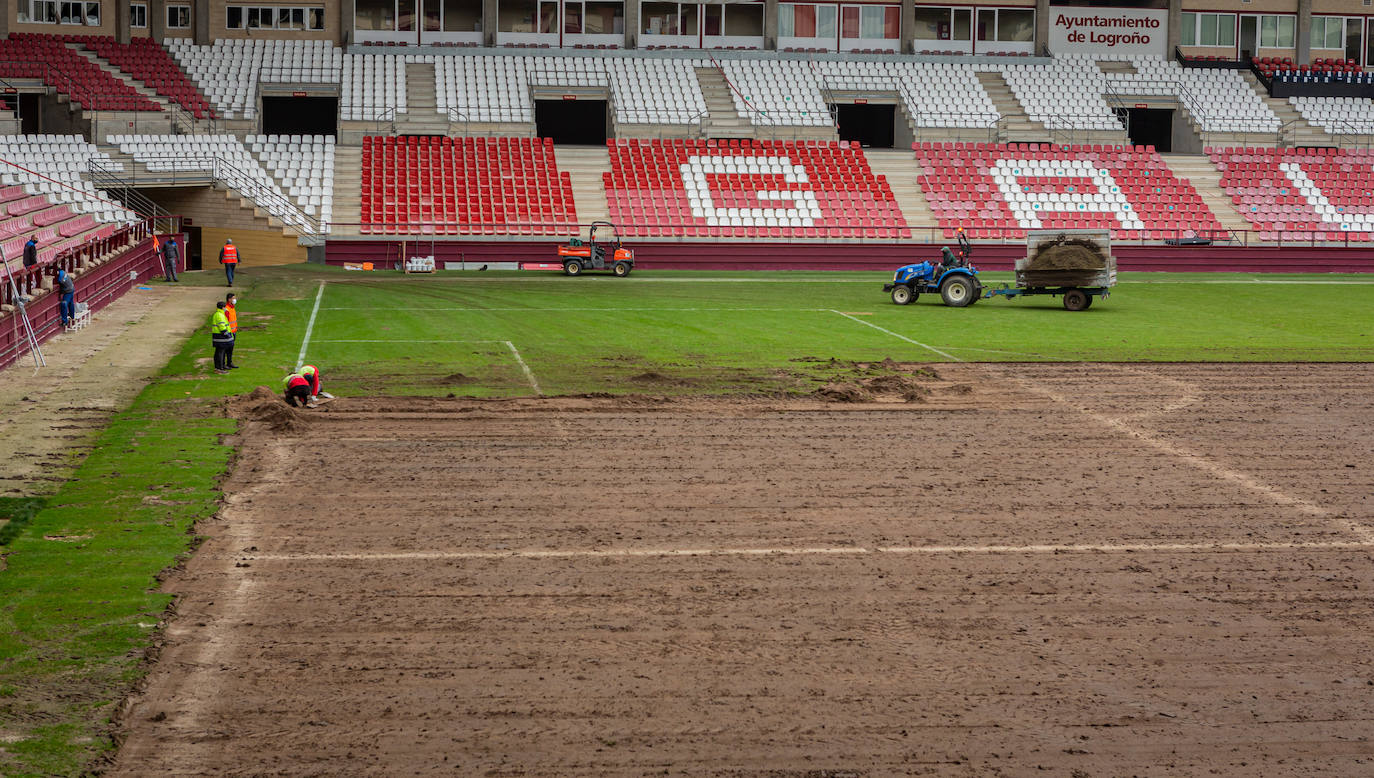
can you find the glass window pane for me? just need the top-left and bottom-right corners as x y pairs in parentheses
(1180, 13), (1194, 46)
(913, 7), (945, 40)
(85, 1), (99, 25)
(1277, 16), (1293, 49)
(778, 3), (792, 37)
(1260, 16), (1276, 48)
(796, 5), (817, 38)
(424, 0), (441, 31)
(585, 1), (621, 33)
(724, 3), (761, 36)
(1218, 14), (1234, 46)
(443, 0), (479, 31)
(861, 6), (885, 39)
(643, 2), (674, 34)
(397, 0), (416, 30)
(840, 6), (858, 39)
(998, 9), (1031, 42)
(357, 0), (394, 30)
(498, 0), (536, 32)
(952, 8), (970, 42)
(817, 5), (834, 38)
(279, 8), (292, 27)
(976, 8), (993, 42)
(1328, 19), (1343, 50)
(682, 4), (697, 35)
(228, 6), (242, 28)
(704, 4), (720, 36)
(539, 1), (558, 33)
(1200, 14), (1217, 46)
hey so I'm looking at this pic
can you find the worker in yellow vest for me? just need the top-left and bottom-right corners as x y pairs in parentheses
(219, 238), (239, 287)
(224, 292), (240, 369)
(210, 301), (233, 374)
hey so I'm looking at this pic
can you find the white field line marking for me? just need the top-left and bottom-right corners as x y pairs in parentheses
(246, 539), (1374, 563)
(829, 310), (962, 361)
(295, 280), (325, 371)
(505, 341), (541, 395)
(317, 307), (829, 312)
(313, 339), (508, 343)
(831, 313), (1332, 521)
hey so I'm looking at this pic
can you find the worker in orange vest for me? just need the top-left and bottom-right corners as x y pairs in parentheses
(224, 292), (240, 369)
(219, 238), (238, 287)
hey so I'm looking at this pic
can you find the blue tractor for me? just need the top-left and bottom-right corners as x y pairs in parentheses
(883, 230), (982, 307)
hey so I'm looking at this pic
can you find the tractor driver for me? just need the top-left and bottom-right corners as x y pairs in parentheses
(939, 246), (958, 270)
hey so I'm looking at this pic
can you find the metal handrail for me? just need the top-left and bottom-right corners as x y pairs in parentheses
(101, 153), (321, 240)
(86, 159), (176, 234)
(320, 219), (1374, 248)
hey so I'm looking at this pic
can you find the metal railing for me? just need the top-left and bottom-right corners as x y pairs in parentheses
(341, 104), (398, 134)
(1325, 118), (1374, 150)
(319, 219), (1374, 248)
(94, 154), (322, 242)
(910, 112), (1005, 144)
(86, 159), (177, 234)
(1040, 113), (1129, 147)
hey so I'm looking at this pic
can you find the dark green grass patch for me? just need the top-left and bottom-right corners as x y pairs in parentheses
(0, 498), (47, 548)
(0, 399), (234, 776)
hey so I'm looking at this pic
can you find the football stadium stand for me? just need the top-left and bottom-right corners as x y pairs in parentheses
(1211, 147), (1374, 241)
(604, 139), (907, 238)
(359, 136), (576, 235)
(915, 142), (1226, 241)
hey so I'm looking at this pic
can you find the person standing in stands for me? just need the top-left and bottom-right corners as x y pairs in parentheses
(219, 238), (238, 287)
(56, 267), (75, 328)
(162, 236), (180, 282)
(22, 235), (37, 268)
(224, 292), (240, 369)
(210, 300), (233, 374)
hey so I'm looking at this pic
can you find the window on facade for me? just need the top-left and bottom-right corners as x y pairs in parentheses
(999, 9), (1032, 42)
(1257, 15), (1293, 48)
(539, 1), (558, 33)
(1311, 17), (1344, 50)
(356, 0), (394, 30)
(397, 0), (417, 31)
(723, 3), (762, 36)
(443, 0), (479, 32)
(498, 0), (536, 31)
(582, 2), (622, 34)
(167, 4), (191, 28)
(231, 6), (325, 30)
(913, 7), (945, 40)
(703, 4), (721, 35)
(780, 4), (833, 39)
(643, 2), (678, 34)
(1182, 13), (1235, 47)
(952, 8), (970, 41)
(131, 2), (147, 27)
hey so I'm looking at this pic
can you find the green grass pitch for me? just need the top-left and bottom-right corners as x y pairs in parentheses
(183, 268), (1374, 403)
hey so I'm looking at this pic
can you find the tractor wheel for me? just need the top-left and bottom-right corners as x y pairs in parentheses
(890, 285), (916, 305)
(940, 276), (976, 308)
(613, 261), (631, 277)
(1063, 288), (1089, 311)
(564, 259), (583, 276)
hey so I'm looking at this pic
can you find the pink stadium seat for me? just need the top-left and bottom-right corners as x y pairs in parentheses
(1213, 147), (1374, 239)
(359, 136), (576, 235)
(912, 142), (1225, 241)
(602, 139), (907, 239)
(0, 34), (161, 112)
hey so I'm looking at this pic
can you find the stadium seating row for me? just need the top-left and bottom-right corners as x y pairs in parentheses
(359, 136), (576, 235)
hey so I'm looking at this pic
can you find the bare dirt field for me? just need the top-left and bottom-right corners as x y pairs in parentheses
(114, 363), (1374, 776)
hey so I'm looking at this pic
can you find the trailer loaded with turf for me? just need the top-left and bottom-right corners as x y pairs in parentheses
(982, 230), (1117, 311)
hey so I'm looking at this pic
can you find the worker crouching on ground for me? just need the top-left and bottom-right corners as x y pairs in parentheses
(284, 373), (317, 408)
(299, 364), (333, 402)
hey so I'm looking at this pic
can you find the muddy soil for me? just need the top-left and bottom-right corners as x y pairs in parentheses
(112, 363), (1374, 776)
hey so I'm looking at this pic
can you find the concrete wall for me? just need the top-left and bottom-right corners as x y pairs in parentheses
(144, 186), (307, 266)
